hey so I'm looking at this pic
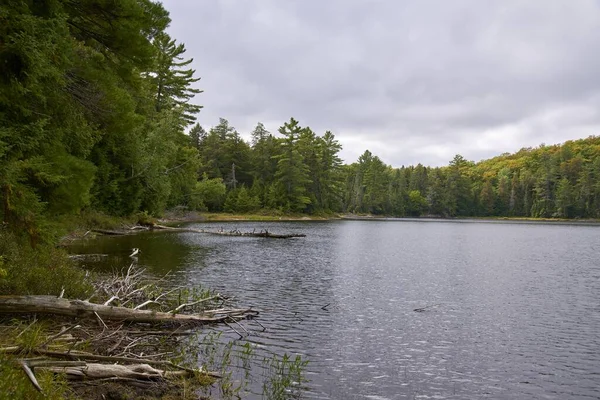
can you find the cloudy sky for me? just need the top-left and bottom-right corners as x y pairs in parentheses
(160, 0), (600, 167)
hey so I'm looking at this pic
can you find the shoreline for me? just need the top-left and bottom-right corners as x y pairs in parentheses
(159, 210), (341, 224)
(338, 215), (600, 225)
(160, 211), (600, 225)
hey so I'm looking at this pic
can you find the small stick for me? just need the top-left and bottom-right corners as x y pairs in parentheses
(94, 312), (108, 331)
(125, 284), (151, 299)
(153, 286), (185, 303)
(107, 335), (125, 355)
(228, 316), (249, 335)
(104, 296), (120, 306)
(40, 324), (81, 348)
(133, 300), (159, 310)
(16, 318), (37, 338)
(169, 295), (223, 313)
(20, 361), (43, 393)
(223, 321), (244, 339)
(253, 319), (267, 332)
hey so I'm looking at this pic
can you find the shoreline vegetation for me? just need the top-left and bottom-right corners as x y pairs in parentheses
(1, 212), (309, 399)
(61, 210), (600, 244)
(59, 210), (600, 244)
(159, 211), (600, 225)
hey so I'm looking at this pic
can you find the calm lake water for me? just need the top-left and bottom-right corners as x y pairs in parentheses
(70, 219), (600, 399)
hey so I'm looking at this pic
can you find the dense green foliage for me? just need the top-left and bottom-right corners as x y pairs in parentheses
(0, 0), (201, 246)
(190, 114), (600, 218)
(341, 138), (600, 218)
(2, 1), (600, 260)
(191, 128), (600, 219)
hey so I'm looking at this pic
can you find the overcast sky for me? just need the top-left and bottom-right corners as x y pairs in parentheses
(160, 0), (600, 167)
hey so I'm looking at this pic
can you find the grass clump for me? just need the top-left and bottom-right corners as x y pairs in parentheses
(0, 228), (92, 298)
(0, 356), (75, 400)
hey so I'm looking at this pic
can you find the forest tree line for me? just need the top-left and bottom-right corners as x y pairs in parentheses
(2, 1), (600, 248)
(187, 120), (600, 220)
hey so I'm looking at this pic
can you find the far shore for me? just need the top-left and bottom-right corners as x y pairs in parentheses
(158, 211), (600, 225)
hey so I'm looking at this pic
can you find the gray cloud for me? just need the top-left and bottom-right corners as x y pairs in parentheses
(161, 0), (600, 166)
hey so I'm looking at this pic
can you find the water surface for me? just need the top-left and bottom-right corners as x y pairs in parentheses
(72, 220), (600, 399)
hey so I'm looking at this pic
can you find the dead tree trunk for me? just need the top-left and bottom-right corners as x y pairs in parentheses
(0, 295), (257, 324)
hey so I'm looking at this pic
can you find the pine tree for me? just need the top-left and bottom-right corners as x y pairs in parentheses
(316, 131), (344, 212)
(250, 123), (280, 206)
(189, 123), (207, 151)
(151, 32), (202, 127)
(273, 118), (312, 212)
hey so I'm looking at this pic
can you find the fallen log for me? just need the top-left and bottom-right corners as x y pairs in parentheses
(91, 229), (130, 236)
(13, 358), (220, 394)
(38, 363), (192, 380)
(0, 295), (258, 324)
(205, 229), (306, 238)
(152, 224), (305, 238)
(68, 254), (109, 261)
(3, 349), (221, 378)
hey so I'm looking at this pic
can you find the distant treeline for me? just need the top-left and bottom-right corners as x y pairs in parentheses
(189, 120), (600, 220)
(2, 1), (600, 248)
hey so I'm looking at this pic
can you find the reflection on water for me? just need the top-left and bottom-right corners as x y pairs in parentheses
(68, 231), (204, 275)
(71, 220), (600, 399)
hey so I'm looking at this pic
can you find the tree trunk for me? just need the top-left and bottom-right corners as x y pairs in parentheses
(0, 295), (256, 324)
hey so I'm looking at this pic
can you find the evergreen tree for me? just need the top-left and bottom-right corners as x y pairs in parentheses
(273, 118), (312, 212)
(250, 123), (280, 206)
(0, 0), (171, 240)
(188, 123), (207, 151)
(316, 131), (344, 212)
(150, 32), (202, 127)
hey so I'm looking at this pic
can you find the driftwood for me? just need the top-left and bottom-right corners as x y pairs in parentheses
(152, 224), (306, 238)
(0, 295), (258, 324)
(91, 224), (307, 239)
(204, 229), (306, 239)
(2, 349), (219, 378)
(68, 253), (109, 261)
(39, 362), (192, 380)
(1, 262), (254, 396)
(9, 354), (221, 393)
(91, 229), (130, 236)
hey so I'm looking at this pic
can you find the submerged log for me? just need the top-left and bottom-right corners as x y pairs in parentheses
(0, 295), (258, 324)
(152, 224), (306, 238)
(203, 229), (306, 238)
(68, 254), (109, 261)
(91, 229), (130, 236)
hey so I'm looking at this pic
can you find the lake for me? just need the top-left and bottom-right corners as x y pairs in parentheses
(70, 219), (600, 399)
